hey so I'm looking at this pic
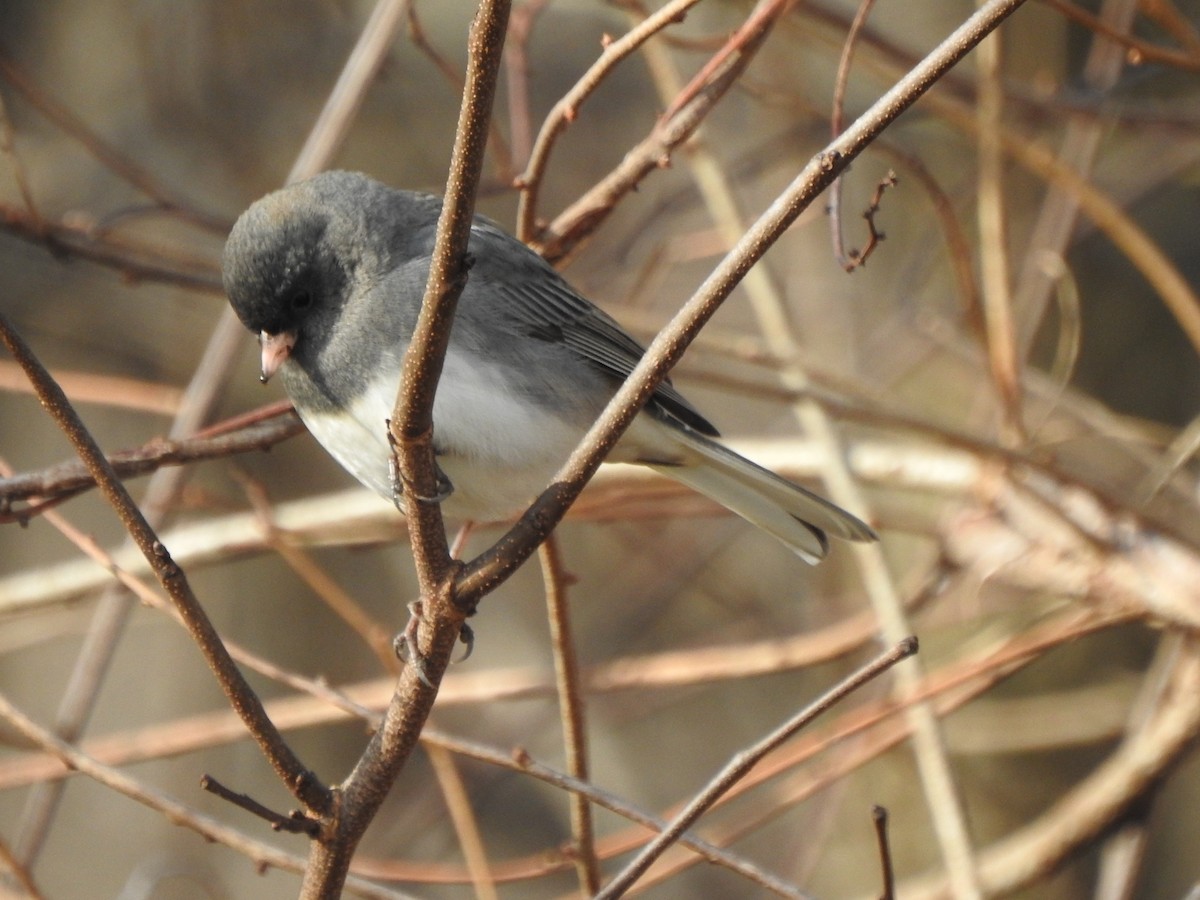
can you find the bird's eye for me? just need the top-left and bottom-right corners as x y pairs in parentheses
(290, 291), (313, 312)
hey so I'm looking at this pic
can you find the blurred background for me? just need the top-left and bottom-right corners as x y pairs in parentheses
(1, 0), (1199, 897)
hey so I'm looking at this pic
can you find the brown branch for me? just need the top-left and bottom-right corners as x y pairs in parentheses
(1039, 0), (1200, 71)
(539, 535), (599, 894)
(0, 202), (224, 291)
(514, 0), (703, 242)
(873, 805), (895, 900)
(533, 0), (777, 263)
(0, 692), (406, 900)
(595, 638), (918, 898)
(0, 311), (332, 817)
(840, 168), (897, 270)
(0, 407), (303, 519)
(459, 0), (1037, 604)
(299, 3), (514, 896)
(829, 0), (879, 267)
(201, 774), (322, 837)
(0, 50), (228, 232)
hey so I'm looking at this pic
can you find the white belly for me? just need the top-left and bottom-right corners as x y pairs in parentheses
(297, 348), (588, 520)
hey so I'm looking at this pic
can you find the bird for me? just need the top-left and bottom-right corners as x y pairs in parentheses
(222, 171), (876, 563)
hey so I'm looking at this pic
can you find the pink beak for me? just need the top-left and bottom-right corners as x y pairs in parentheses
(259, 330), (296, 383)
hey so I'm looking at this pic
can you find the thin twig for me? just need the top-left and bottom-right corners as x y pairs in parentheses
(0, 691), (410, 900)
(534, 0), (776, 262)
(1040, 0), (1200, 72)
(840, 169), (897, 269)
(0, 51), (227, 231)
(515, 0), (703, 242)
(595, 638), (918, 898)
(829, 0), (878, 267)
(873, 805), (895, 900)
(0, 202), (224, 291)
(200, 774), (322, 836)
(539, 535), (600, 895)
(0, 410), (303, 517)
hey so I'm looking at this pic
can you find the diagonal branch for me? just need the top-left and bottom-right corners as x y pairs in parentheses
(595, 637), (918, 898)
(458, 0), (1036, 604)
(0, 311), (332, 815)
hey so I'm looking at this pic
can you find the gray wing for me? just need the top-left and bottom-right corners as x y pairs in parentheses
(469, 220), (719, 437)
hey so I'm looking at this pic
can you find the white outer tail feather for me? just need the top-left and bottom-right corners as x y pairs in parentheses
(644, 428), (877, 564)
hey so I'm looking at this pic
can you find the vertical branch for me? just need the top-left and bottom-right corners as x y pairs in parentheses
(391, 1), (511, 593)
(300, 4), (512, 897)
(540, 536), (600, 895)
(974, 11), (1024, 443)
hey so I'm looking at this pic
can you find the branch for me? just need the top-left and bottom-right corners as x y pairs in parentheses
(595, 638), (918, 898)
(0, 691), (408, 900)
(0, 312), (332, 816)
(0, 406), (303, 520)
(299, 3), (513, 896)
(534, 0), (780, 263)
(459, 0), (1036, 603)
(514, 0), (703, 243)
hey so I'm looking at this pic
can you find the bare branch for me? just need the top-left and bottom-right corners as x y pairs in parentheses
(459, 0), (1036, 603)
(0, 311), (332, 815)
(595, 638), (918, 898)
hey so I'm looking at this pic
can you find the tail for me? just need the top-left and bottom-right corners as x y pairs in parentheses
(644, 428), (877, 564)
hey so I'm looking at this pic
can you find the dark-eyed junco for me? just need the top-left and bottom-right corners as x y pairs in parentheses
(222, 171), (875, 562)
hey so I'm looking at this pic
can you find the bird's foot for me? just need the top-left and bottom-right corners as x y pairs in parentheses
(386, 423), (455, 509)
(394, 602), (475, 686)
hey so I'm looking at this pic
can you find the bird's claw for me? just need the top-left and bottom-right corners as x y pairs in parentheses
(385, 424), (455, 509)
(456, 623), (475, 663)
(395, 602), (434, 687)
(394, 604), (475, 686)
